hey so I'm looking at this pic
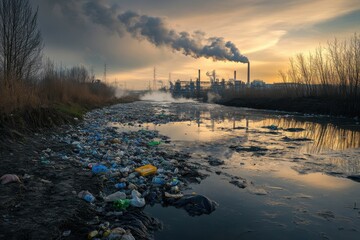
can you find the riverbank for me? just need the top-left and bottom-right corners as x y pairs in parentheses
(0, 95), (139, 140)
(218, 96), (360, 118)
(0, 101), (213, 239)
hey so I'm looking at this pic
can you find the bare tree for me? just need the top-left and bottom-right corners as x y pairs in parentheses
(0, 0), (43, 85)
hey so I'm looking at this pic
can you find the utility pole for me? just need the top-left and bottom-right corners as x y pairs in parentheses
(103, 63), (107, 82)
(153, 66), (157, 90)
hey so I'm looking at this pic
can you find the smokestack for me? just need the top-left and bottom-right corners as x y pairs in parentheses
(198, 69), (201, 81)
(247, 61), (250, 85)
(234, 70), (236, 80)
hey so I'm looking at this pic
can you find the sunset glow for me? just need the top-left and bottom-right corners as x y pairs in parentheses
(33, 0), (360, 89)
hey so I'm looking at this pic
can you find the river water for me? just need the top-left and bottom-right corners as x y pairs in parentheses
(111, 100), (360, 240)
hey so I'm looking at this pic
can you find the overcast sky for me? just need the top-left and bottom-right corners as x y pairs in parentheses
(31, 0), (360, 89)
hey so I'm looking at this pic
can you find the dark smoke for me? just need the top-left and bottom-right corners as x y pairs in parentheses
(82, 1), (248, 63)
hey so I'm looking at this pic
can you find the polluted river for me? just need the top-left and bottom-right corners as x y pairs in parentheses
(3, 99), (360, 240)
(98, 99), (360, 240)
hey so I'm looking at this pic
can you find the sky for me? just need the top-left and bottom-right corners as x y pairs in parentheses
(31, 0), (360, 89)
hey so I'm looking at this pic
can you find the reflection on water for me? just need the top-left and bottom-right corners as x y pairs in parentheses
(260, 118), (360, 152)
(111, 103), (360, 177)
(170, 104), (360, 152)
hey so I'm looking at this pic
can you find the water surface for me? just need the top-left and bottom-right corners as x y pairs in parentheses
(112, 102), (360, 239)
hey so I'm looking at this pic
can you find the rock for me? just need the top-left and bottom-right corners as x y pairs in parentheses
(229, 179), (247, 189)
(347, 175), (360, 182)
(206, 156), (225, 166)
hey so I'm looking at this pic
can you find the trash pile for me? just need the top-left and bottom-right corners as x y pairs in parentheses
(36, 102), (218, 239)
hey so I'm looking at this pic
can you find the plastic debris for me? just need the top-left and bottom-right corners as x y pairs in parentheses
(169, 178), (180, 186)
(78, 190), (96, 203)
(88, 230), (98, 239)
(114, 199), (131, 210)
(62, 230), (71, 237)
(168, 194), (218, 216)
(115, 182), (126, 189)
(148, 141), (161, 146)
(130, 190), (146, 207)
(152, 176), (166, 185)
(164, 192), (184, 199)
(92, 164), (109, 174)
(135, 164), (157, 177)
(104, 191), (127, 202)
(1, 174), (20, 184)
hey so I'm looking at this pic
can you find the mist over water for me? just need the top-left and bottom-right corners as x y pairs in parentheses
(140, 91), (196, 103)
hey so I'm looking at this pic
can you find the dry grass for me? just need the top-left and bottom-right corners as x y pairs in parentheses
(0, 76), (116, 114)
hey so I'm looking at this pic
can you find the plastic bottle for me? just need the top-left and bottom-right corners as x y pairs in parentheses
(78, 190), (96, 203)
(114, 182), (126, 189)
(92, 164), (109, 174)
(152, 176), (166, 185)
(84, 194), (95, 203)
(113, 199), (131, 210)
(104, 191), (126, 202)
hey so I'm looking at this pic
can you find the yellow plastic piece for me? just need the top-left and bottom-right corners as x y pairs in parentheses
(88, 230), (98, 239)
(135, 164), (157, 177)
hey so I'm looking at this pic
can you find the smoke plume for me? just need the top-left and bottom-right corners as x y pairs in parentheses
(82, 1), (248, 63)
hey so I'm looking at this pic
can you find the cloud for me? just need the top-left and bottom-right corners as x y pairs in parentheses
(30, 0), (360, 86)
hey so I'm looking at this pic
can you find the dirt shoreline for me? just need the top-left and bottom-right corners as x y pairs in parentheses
(0, 126), (102, 239)
(0, 97), (139, 239)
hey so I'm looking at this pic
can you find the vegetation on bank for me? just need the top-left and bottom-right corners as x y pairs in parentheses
(0, 0), (136, 134)
(221, 33), (360, 117)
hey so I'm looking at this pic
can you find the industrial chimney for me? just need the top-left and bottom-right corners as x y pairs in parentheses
(234, 70), (236, 80)
(247, 62), (250, 85)
(196, 69), (201, 97)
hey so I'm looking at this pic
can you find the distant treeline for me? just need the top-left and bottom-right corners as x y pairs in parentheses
(221, 33), (360, 117)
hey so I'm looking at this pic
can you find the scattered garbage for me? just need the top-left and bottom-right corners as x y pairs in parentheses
(152, 176), (166, 185)
(92, 164), (109, 174)
(164, 192), (184, 199)
(135, 164), (157, 176)
(114, 199), (131, 210)
(1, 174), (20, 184)
(167, 194), (218, 216)
(130, 190), (146, 207)
(104, 191), (127, 202)
(62, 230), (71, 237)
(88, 230), (99, 239)
(115, 182), (126, 189)
(78, 190), (95, 203)
(148, 141), (161, 146)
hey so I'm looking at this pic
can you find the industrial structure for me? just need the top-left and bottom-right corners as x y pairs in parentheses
(169, 62), (251, 98)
